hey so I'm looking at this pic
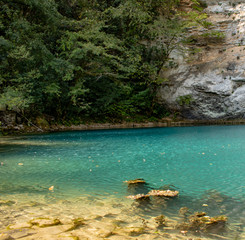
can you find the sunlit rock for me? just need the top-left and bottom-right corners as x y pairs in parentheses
(148, 190), (179, 197)
(124, 179), (146, 185)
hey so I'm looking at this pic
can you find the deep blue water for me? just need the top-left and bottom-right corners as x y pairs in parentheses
(1, 126), (245, 225)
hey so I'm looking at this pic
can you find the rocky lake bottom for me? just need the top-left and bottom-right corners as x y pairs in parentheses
(0, 190), (244, 240)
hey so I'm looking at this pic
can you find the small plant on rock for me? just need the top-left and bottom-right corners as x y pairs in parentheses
(177, 95), (194, 106)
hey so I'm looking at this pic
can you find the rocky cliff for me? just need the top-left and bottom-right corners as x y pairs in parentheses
(157, 0), (245, 119)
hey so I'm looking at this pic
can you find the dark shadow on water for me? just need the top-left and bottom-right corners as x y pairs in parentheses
(126, 182), (151, 196)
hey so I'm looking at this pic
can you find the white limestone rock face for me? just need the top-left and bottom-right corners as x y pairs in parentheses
(157, 1), (245, 119)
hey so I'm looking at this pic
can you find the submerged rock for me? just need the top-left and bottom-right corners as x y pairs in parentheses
(179, 207), (190, 216)
(177, 211), (228, 233)
(154, 215), (166, 227)
(203, 190), (226, 204)
(118, 227), (145, 236)
(0, 200), (15, 206)
(65, 218), (85, 231)
(7, 222), (32, 230)
(0, 233), (14, 240)
(148, 190), (179, 197)
(3, 228), (35, 239)
(29, 218), (61, 228)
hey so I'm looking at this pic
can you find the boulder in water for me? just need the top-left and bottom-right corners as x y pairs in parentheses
(124, 179), (146, 185)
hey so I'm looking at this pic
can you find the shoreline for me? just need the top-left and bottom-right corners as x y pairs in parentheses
(2, 118), (245, 136)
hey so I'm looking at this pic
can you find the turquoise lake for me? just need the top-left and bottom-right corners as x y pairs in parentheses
(0, 125), (245, 238)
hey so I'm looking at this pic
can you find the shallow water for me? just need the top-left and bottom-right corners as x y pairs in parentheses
(1, 126), (245, 239)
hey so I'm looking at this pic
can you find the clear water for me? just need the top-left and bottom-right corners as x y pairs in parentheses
(1, 125), (245, 237)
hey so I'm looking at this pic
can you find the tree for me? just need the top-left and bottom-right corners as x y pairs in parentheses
(0, 0), (208, 122)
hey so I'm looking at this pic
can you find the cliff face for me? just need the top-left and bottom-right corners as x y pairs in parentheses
(157, 0), (245, 119)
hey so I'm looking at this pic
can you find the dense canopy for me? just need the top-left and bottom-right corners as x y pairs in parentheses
(0, 0), (207, 123)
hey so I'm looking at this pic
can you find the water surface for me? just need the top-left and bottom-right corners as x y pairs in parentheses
(1, 125), (245, 239)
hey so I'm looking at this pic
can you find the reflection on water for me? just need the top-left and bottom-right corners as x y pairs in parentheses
(0, 126), (245, 239)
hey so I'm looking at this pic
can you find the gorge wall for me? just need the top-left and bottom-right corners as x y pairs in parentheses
(157, 0), (245, 119)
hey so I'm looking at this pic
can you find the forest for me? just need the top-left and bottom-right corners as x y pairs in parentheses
(0, 0), (208, 124)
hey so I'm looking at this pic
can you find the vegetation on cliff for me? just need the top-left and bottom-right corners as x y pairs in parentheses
(0, 0), (208, 124)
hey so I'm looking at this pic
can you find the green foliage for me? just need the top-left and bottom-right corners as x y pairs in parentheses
(182, 11), (209, 28)
(0, 0), (207, 122)
(186, 30), (225, 47)
(197, 0), (208, 8)
(177, 95), (193, 106)
(0, 87), (33, 110)
(190, 47), (202, 55)
(201, 20), (213, 28)
(201, 30), (226, 40)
